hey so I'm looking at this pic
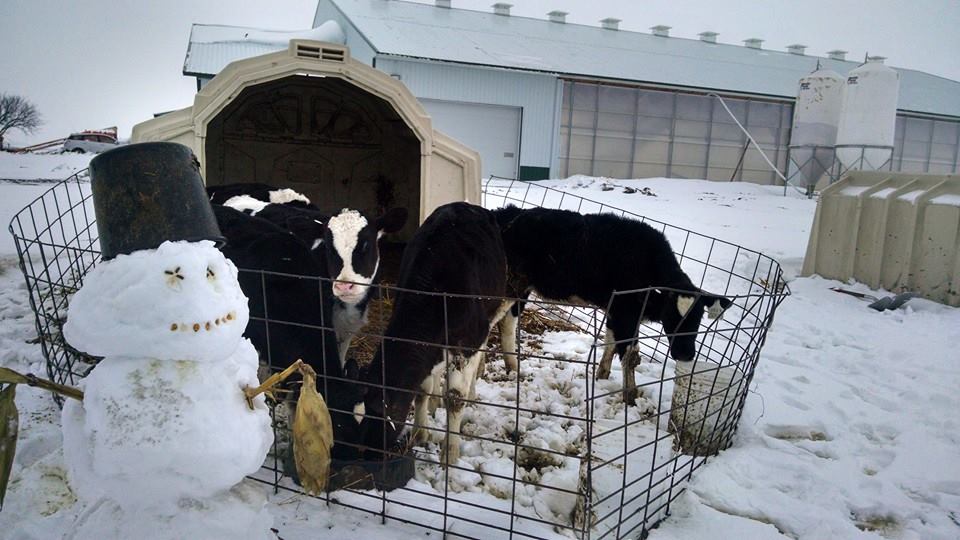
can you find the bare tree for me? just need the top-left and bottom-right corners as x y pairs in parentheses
(0, 94), (43, 149)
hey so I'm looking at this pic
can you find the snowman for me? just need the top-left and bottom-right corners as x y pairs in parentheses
(59, 143), (274, 540)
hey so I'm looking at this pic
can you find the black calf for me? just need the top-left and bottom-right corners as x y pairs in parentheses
(492, 206), (731, 404)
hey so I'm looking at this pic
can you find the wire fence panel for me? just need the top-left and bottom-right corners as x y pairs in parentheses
(9, 173), (788, 539)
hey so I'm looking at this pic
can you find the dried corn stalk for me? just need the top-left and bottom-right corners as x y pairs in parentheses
(293, 364), (334, 494)
(0, 384), (18, 510)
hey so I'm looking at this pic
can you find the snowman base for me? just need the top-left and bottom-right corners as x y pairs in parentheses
(69, 482), (273, 540)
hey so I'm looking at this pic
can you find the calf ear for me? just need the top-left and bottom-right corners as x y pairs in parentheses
(377, 208), (408, 235)
(704, 294), (733, 320)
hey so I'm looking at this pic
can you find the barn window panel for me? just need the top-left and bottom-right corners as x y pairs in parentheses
(566, 158), (593, 176)
(636, 116), (672, 138)
(571, 109), (597, 129)
(568, 134), (595, 160)
(671, 165), (705, 179)
(741, 168), (773, 183)
(676, 94), (711, 121)
(931, 142), (955, 162)
(674, 120), (710, 140)
(933, 120), (958, 143)
(598, 85), (637, 114)
(593, 160), (631, 178)
(597, 112), (636, 135)
(637, 90), (674, 118)
(748, 102), (780, 127)
(711, 123), (746, 143)
(672, 142), (708, 167)
(713, 98), (747, 124)
(571, 83), (598, 111)
(558, 81), (792, 183)
(634, 140), (671, 164)
(632, 163), (669, 178)
(594, 137), (633, 161)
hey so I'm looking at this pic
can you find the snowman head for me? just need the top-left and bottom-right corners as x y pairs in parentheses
(64, 240), (249, 362)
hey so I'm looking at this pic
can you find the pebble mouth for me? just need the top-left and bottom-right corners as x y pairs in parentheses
(169, 311), (237, 332)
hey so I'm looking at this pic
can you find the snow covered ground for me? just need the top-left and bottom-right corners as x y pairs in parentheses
(1, 165), (958, 539)
(0, 151), (91, 183)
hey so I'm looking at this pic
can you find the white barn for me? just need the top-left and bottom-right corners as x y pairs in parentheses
(183, 0), (960, 182)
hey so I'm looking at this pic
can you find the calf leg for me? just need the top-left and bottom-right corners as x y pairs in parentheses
(441, 348), (484, 467)
(496, 301), (521, 372)
(595, 327), (617, 380)
(606, 307), (644, 405)
(620, 345), (641, 406)
(414, 364), (442, 444)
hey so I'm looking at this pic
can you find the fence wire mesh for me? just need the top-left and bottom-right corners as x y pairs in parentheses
(8, 172), (788, 539)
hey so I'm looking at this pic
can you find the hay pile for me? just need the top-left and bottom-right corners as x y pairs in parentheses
(347, 293), (584, 368)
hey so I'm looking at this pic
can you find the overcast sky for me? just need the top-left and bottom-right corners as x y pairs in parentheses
(2, 0), (958, 146)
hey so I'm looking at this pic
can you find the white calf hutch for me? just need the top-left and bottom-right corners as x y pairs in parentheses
(132, 40), (481, 238)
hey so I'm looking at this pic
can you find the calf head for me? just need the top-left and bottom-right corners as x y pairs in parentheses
(657, 289), (733, 361)
(323, 208), (408, 304)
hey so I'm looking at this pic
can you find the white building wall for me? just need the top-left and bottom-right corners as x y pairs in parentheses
(313, 0), (377, 66)
(376, 56), (562, 179)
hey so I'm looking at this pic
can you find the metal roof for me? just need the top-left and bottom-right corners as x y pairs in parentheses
(183, 21), (345, 77)
(184, 0), (960, 118)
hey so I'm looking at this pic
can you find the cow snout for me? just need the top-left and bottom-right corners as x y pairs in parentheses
(333, 281), (356, 294)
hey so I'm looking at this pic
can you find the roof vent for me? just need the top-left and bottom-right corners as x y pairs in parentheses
(866, 55), (887, 64)
(292, 42), (344, 63)
(436, 0), (451, 8)
(492, 3), (512, 16)
(743, 38), (764, 50)
(600, 18), (621, 31)
(787, 44), (807, 55)
(547, 10), (567, 23)
(827, 49), (848, 61)
(650, 25), (671, 37)
(699, 31), (718, 43)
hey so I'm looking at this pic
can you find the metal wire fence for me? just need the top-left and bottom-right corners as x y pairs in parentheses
(8, 172), (789, 539)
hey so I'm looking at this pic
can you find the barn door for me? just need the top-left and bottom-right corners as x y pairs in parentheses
(421, 99), (521, 180)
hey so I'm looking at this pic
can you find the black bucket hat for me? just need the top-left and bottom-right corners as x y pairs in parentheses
(89, 142), (225, 260)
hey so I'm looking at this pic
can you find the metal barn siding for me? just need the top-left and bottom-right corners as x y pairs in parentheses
(376, 57), (560, 180)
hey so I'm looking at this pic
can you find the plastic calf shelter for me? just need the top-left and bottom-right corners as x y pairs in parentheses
(131, 40), (481, 240)
(802, 171), (960, 307)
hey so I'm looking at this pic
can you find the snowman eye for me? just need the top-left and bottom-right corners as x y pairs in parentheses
(206, 267), (216, 282)
(164, 266), (185, 290)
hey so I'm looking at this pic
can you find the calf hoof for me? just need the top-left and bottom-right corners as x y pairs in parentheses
(623, 386), (639, 406)
(440, 444), (460, 468)
(596, 365), (612, 380)
(413, 426), (430, 445)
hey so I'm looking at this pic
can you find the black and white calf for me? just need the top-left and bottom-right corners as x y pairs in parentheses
(208, 183), (408, 369)
(492, 206), (732, 404)
(320, 207), (407, 368)
(212, 204), (363, 459)
(207, 182), (313, 209)
(359, 202), (510, 466)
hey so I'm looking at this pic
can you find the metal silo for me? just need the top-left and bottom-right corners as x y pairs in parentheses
(789, 68), (844, 189)
(835, 58), (900, 171)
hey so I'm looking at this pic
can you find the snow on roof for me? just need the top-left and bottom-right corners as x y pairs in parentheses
(322, 0), (960, 118)
(183, 20), (345, 77)
(183, 1), (960, 118)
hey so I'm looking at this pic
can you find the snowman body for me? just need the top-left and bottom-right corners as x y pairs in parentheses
(61, 240), (274, 538)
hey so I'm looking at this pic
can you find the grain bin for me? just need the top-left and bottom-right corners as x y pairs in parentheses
(789, 68), (844, 189)
(802, 171), (960, 307)
(835, 59), (900, 172)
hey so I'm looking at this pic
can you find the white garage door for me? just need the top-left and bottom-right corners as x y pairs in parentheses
(421, 99), (521, 180)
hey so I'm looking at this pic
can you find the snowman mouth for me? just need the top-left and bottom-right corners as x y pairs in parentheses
(169, 311), (237, 332)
